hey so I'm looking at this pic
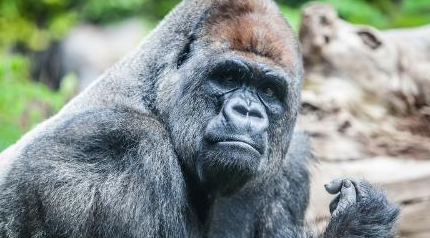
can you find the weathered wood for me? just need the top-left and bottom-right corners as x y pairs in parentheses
(384, 175), (430, 202)
(300, 2), (430, 113)
(297, 2), (430, 162)
(400, 232), (430, 238)
(398, 199), (430, 234)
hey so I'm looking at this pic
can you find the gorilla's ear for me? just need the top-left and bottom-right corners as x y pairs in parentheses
(356, 27), (383, 50)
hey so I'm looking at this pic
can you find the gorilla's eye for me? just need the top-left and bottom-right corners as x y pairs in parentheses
(259, 83), (282, 101)
(263, 86), (275, 98)
(209, 60), (249, 90)
(208, 67), (243, 95)
(213, 74), (238, 87)
(225, 76), (234, 82)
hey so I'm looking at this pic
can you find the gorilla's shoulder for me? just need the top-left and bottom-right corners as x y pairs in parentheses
(286, 130), (314, 167)
(281, 130), (314, 193)
(21, 108), (171, 164)
(255, 131), (314, 225)
(263, 130), (314, 195)
(53, 108), (164, 136)
(265, 130), (314, 186)
(47, 108), (167, 140)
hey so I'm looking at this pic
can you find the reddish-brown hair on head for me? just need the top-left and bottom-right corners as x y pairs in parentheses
(202, 0), (299, 68)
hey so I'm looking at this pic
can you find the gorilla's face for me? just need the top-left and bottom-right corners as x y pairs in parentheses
(198, 57), (289, 190)
(160, 0), (302, 194)
(165, 51), (299, 194)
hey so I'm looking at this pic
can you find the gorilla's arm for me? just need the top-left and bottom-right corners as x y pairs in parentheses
(255, 132), (399, 238)
(321, 178), (399, 238)
(0, 109), (187, 237)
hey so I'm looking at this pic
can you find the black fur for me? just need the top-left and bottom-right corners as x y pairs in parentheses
(0, 0), (398, 237)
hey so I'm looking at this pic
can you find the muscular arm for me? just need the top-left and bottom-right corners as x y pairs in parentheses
(322, 178), (399, 238)
(0, 109), (187, 238)
(257, 132), (399, 238)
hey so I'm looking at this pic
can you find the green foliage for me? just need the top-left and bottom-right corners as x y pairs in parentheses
(279, 6), (302, 32)
(0, 0), (77, 51)
(394, 0), (430, 27)
(319, 0), (430, 29)
(322, 0), (391, 28)
(0, 55), (73, 150)
(82, 0), (151, 23)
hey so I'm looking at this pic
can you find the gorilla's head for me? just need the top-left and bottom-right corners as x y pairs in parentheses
(156, 0), (303, 194)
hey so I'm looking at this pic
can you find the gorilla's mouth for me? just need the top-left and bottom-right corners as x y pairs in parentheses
(216, 140), (260, 154)
(208, 136), (264, 155)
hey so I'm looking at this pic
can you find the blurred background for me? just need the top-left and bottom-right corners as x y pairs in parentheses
(0, 0), (429, 237)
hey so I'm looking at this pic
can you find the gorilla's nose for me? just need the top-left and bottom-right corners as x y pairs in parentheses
(223, 96), (269, 133)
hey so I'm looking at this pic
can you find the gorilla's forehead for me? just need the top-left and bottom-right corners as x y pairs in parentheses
(200, 0), (300, 70)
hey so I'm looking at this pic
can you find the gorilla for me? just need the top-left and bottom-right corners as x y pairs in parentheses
(0, 0), (398, 237)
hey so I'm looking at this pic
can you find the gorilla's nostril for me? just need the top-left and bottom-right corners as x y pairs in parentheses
(248, 110), (263, 119)
(232, 104), (249, 117)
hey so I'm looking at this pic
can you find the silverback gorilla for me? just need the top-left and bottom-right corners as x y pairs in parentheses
(0, 0), (398, 237)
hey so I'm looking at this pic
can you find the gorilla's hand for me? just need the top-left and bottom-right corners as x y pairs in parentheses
(325, 178), (357, 217)
(323, 178), (399, 238)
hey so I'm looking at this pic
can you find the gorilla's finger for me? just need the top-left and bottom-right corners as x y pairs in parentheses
(349, 178), (371, 200)
(329, 194), (340, 215)
(340, 180), (356, 201)
(332, 180), (357, 217)
(324, 178), (343, 194)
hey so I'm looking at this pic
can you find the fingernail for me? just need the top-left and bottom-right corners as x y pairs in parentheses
(344, 180), (351, 188)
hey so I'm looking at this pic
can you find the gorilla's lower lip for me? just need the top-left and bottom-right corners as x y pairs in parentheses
(215, 141), (261, 154)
